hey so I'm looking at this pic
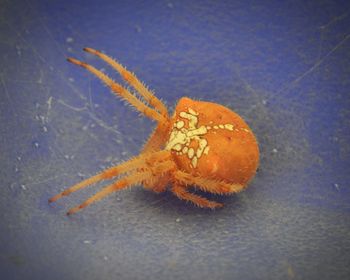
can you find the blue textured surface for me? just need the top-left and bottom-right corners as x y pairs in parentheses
(1, 1), (350, 279)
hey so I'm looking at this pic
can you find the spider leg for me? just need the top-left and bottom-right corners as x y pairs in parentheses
(138, 122), (172, 190)
(143, 173), (169, 193)
(171, 183), (223, 209)
(174, 170), (245, 195)
(67, 57), (166, 123)
(141, 122), (171, 153)
(49, 150), (171, 203)
(67, 158), (175, 215)
(83, 47), (168, 118)
(67, 171), (150, 215)
(142, 155), (176, 193)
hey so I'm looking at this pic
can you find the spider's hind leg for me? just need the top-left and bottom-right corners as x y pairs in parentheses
(171, 170), (245, 209)
(174, 170), (245, 195)
(171, 183), (223, 209)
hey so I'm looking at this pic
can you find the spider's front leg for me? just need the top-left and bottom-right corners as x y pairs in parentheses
(83, 47), (168, 118)
(141, 121), (172, 154)
(139, 118), (173, 191)
(49, 150), (171, 203)
(66, 57), (166, 124)
(65, 152), (175, 215)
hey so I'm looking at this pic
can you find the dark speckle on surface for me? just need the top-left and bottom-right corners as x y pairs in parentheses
(1, 0), (350, 280)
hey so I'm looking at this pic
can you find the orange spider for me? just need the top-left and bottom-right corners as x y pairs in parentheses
(49, 48), (259, 215)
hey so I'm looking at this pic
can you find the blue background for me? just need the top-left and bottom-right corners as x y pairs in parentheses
(1, 0), (350, 279)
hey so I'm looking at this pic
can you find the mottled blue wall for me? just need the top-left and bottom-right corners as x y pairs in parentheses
(0, 1), (349, 279)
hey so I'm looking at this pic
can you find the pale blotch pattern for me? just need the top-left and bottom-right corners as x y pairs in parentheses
(165, 108), (236, 168)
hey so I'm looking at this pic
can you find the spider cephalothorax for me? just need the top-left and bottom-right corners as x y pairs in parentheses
(49, 48), (259, 215)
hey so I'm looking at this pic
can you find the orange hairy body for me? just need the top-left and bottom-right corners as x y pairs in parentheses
(168, 97), (259, 186)
(49, 48), (259, 215)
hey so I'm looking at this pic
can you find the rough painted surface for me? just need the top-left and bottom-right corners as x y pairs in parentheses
(1, 1), (350, 280)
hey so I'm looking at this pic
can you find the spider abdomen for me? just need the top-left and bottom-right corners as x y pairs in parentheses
(166, 97), (259, 185)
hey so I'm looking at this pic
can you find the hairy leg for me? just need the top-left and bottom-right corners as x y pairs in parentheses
(67, 159), (175, 215)
(139, 122), (172, 191)
(174, 170), (245, 195)
(67, 171), (150, 215)
(49, 150), (171, 203)
(83, 48), (168, 118)
(143, 173), (170, 193)
(171, 183), (223, 209)
(67, 57), (166, 123)
(141, 122), (171, 153)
